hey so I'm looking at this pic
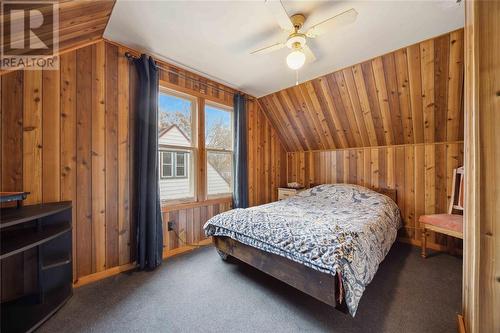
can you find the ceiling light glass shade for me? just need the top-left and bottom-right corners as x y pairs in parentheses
(286, 50), (306, 70)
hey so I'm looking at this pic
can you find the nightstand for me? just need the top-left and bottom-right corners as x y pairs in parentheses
(278, 187), (306, 200)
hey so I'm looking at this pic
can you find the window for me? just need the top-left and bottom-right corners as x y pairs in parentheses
(175, 152), (186, 177)
(158, 86), (235, 203)
(205, 103), (233, 196)
(161, 151), (173, 178)
(158, 89), (196, 201)
(160, 151), (188, 179)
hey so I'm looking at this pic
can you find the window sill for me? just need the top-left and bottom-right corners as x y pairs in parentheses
(159, 176), (188, 180)
(161, 197), (196, 207)
(206, 193), (233, 200)
(161, 196), (233, 212)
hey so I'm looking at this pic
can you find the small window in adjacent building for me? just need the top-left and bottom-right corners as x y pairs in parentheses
(161, 151), (173, 178)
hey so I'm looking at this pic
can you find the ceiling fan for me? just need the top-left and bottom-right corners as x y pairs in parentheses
(251, 1), (358, 70)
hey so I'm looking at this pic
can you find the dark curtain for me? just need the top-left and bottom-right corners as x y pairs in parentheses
(133, 54), (163, 270)
(233, 93), (248, 208)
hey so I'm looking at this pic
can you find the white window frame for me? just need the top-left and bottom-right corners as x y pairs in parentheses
(205, 101), (234, 197)
(160, 151), (173, 179)
(174, 151), (187, 178)
(160, 151), (189, 179)
(158, 88), (197, 203)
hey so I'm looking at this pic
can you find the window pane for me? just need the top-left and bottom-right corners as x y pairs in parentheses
(164, 152), (172, 164)
(205, 105), (232, 150)
(176, 152), (185, 166)
(160, 152), (173, 178)
(207, 151), (232, 195)
(159, 151), (193, 201)
(176, 166), (185, 177)
(158, 92), (193, 147)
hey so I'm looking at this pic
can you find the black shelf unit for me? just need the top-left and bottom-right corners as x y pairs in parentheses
(1, 202), (73, 333)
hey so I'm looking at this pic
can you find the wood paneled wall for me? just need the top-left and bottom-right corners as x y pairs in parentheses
(0, 41), (136, 281)
(247, 101), (288, 206)
(287, 142), (464, 250)
(463, 1), (500, 332)
(258, 29), (464, 152)
(0, 39), (249, 283)
(162, 199), (232, 255)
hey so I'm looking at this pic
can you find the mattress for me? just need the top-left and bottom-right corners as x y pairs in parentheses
(204, 184), (401, 316)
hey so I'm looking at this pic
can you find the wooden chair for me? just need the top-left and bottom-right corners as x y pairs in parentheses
(420, 166), (464, 258)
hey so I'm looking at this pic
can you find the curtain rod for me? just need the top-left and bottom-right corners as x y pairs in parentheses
(125, 52), (253, 100)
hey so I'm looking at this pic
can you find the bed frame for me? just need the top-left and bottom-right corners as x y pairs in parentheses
(212, 187), (397, 312)
(213, 236), (348, 312)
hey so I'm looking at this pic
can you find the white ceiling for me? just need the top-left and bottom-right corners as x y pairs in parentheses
(105, 0), (464, 97)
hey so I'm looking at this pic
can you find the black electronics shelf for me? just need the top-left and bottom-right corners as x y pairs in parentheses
(0, 221), (71, 259)
(1, 201), (73, 333)
(0, 201), (72, 228)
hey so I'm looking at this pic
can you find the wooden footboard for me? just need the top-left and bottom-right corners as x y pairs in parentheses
(213, 236), (348, 313)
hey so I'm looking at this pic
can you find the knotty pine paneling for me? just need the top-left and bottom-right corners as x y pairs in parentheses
(287, 142), (464, 250)
(0, 41), (135, 281)
(247, 101), (288, 206)
(162, 200), (232, 254)
(0, 0), (115, 61)
(158, 63), (236, 108)
(259, 29), (464, 151)
(463, 1), (500, 331)
(0, 39), (256, 283)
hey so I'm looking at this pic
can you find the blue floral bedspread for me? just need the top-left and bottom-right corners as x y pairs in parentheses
(203, 184), (401, 316)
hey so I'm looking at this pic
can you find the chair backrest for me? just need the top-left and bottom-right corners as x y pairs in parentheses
(448, 166), (464, 214)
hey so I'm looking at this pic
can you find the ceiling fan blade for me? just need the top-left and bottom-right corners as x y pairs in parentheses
(265, 0), (294, 31)
(305, 8), (358, 38)
(250, 42), (286, 55)
(302, 45), (317, 62)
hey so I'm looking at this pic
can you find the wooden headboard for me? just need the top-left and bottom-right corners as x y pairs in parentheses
(375, 188), (397, 204)
(309, 184), (397, 204)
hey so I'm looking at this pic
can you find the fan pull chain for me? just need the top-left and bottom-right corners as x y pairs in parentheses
(295, 70), (299, 86)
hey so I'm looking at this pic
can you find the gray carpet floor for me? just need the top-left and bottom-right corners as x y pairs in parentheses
(38, 242), (462, 333)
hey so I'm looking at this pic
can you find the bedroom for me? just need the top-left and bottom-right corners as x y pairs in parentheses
(0, 1), (498, 332)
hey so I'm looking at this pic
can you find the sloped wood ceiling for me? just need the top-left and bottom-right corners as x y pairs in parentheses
(1, 0), (115, 56)
(259, 29), (464, 152)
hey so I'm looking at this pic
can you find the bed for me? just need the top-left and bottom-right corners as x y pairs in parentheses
(203, 184), (401, 316)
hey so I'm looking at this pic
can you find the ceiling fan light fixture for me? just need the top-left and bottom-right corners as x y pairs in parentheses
(253, 6), (358, 71)
(286, 49), (306, 70)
